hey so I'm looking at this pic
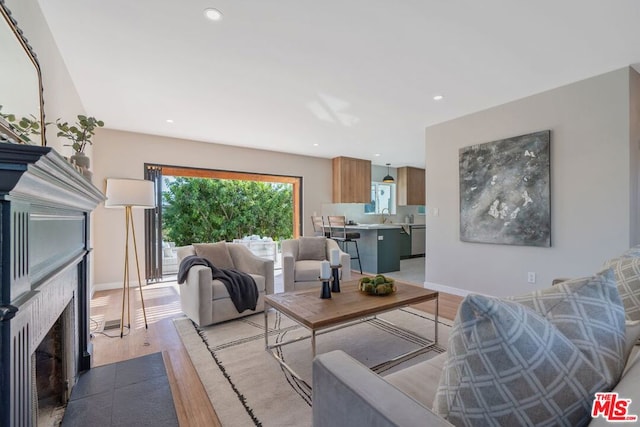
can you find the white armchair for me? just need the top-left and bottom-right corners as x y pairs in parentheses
(281, 237), (352, 293)
(176, 242), (274, 326)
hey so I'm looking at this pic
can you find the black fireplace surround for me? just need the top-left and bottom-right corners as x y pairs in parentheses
(0, 143), (104, 426)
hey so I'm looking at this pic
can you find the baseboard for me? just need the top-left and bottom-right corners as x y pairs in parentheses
(423, 281), (471, 297)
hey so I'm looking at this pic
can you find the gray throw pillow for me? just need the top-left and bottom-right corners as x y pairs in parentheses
(297, 236), (326, 261)
(433, 294), (608, 426)
(510, 269), (626, 389)
(193, 242), (234, 269)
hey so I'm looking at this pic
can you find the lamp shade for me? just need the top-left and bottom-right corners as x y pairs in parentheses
(105, 178), (155, 208)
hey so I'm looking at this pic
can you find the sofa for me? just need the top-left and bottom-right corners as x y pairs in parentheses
(176, 242), (274, 326)
(281, 237), (351, 292)
(313, 247), (640, 426)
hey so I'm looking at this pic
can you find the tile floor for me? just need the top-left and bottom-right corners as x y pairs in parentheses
(61, 352), (178, 426)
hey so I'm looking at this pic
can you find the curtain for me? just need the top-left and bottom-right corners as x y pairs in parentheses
(145, 165), (163, 282)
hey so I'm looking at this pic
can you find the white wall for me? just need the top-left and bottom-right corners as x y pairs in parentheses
(7, 0), (86, 155)
(425, 67), (639, 297)
(92, 129), (333, 287)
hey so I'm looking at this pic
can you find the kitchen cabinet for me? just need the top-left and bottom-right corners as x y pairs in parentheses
(377, 229), (401, 272)
(332, 156), (371, 203)
(397, 166), (425, 206)
(410, 225), (426, 256)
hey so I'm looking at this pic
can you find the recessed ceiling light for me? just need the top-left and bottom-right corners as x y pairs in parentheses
(313, 143), (319, 146)
(166, 119), (174, 123)
(433, 95), (444, 101)
(204, 8), (223, 21)
(374, 153), (381, 157)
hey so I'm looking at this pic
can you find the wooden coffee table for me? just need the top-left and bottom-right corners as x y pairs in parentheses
(264, 281), (439, 380)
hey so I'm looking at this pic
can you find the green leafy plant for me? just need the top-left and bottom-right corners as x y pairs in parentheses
(162, 177), (294, 245)
(0, 104), (43, 144)
(56, 115), (104, 153)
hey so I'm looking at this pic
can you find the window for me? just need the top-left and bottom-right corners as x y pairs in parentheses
(144, 164), (301, 281)
(364, 182), (396, 214)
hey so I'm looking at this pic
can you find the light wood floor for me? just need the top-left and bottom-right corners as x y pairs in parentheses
(90, 282), (221, 427)
(89, 280), (462, 427)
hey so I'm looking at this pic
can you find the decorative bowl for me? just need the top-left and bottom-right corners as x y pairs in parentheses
(359, 275), (396, 296)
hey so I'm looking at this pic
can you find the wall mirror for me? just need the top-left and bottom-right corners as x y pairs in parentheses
(0, 1), (45, 146)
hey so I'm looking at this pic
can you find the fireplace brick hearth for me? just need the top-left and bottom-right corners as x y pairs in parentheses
(0, 143), (104, 426)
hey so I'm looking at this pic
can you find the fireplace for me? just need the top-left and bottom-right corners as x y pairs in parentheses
(34, 301), (74, 425)
(0, 143), (104, 426)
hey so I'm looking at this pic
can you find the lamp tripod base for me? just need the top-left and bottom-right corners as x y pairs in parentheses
(119, 206), (149, 338)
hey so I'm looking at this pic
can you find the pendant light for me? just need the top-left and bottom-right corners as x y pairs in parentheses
(382, 163), (394, 183)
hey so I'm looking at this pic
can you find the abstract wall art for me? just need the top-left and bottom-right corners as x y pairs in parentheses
(459, 130), (551, 247)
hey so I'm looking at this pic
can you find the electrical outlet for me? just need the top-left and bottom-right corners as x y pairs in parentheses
(527, 272), (536, 284)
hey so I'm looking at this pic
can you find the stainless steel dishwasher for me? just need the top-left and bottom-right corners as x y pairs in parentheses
(410, 225), (426, 256)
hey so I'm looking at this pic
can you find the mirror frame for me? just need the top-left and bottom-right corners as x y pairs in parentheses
(0, 0), (46, 146)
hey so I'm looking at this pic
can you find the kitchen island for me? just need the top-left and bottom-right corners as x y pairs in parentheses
(342, 224), (404, 274)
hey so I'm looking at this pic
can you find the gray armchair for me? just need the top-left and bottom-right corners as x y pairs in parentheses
(176, 242), (274, 326)
(281, 237), (351, 292)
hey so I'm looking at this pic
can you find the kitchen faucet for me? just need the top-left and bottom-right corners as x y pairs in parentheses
(380, 208), (390, 224)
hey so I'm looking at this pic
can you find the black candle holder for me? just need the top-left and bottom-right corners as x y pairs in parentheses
(330, 264), (342, 293)
(320, 277), (332, 299)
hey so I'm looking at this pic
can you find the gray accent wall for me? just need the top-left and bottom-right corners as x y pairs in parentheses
(425, 67), (640, 297)
(630, 69), (640, 250)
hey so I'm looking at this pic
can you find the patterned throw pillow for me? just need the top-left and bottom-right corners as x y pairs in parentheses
(433, 295), (608, 426)
(601, 256), (640, 321)
(619, 245), (640, 259)
(510, 269), (626, 389)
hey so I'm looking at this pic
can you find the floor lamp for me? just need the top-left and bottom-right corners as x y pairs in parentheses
(105, 178), (154, 338)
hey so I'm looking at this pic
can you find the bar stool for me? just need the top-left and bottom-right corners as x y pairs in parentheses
(327, 215), (362, 274)
(311, 215), (330, 237)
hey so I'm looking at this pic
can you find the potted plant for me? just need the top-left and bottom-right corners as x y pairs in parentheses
(56, 115), (104, 170)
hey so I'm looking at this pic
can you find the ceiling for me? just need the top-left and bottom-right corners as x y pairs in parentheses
(35, 0), (640, 168)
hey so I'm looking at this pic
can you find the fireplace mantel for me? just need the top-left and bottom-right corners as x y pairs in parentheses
(0, 142), (104, 426)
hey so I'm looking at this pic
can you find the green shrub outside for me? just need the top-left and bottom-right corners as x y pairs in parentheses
(162, 177), (294, 246)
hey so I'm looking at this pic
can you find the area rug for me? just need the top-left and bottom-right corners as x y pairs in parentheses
(174, 308), (450, 427)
